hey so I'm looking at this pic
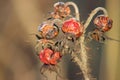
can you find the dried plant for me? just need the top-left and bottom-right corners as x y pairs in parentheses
(33, 1), (116, 80)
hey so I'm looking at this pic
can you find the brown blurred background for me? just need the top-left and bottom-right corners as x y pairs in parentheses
(0, 0), (120, 80)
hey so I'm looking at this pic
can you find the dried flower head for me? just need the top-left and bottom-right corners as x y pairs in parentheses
(51, 2), (71, 19)
(62, 18), (84, 38)
(39, 48), (61, 65)
(38, 23), (59, 39)
(94, 15), (113, 32)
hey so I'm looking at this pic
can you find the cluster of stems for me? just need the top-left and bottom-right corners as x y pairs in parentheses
(66, 2), (108, 80)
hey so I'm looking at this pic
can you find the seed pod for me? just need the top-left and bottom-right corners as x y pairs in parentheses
(39, 48), (61, 65)
(52, 2), (71, 19)
(38, 23), (59, 39)
(94, 15), (113, 32)
(62, 18), (84, 38)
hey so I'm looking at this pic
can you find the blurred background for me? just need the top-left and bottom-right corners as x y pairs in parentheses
(0, 0), (120, 80)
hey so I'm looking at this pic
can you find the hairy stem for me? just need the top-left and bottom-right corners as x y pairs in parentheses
(65, 2), (80, 21)
(79, 7), (108, 80)
(66, 1), (91, 80)
(80, 36), (91, 80)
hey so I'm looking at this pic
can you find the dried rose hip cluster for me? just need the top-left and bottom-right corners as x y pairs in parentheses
(34, 1), (115, 79)
(36, 2), (84, 60)
(34, 2), (85, 78)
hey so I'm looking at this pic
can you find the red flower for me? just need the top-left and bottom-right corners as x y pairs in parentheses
(94, 15), (113, 32)
(39, 48), (61, 65)
(62, 18), (84, 38)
